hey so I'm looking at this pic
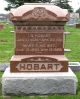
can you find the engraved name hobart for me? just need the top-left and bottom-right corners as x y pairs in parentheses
(10, 4), (69, 72)
(16, 63), (63, 72)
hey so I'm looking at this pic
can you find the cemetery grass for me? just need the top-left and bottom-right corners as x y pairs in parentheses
(0, 23), (80, 98)
(0, 22), (14, 63)
(65, 26), (80, 62)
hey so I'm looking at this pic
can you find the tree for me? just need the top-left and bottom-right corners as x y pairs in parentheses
(53, 0), (73, 12)
(5, 0), (51, 11)
(5, 0), (73, 12)
(76, 8), (80, 16)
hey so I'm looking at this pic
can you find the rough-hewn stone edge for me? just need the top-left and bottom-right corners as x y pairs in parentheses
(0, 63), (10, 71)
(64, 49), (71, 52)
(69, 62), (80, 72)
(2, 67), (78, 95)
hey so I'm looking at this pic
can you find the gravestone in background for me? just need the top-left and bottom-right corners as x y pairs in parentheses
(2, 4), (78, 95)
(67, 13), (79, 26)
(0, 23), (4, 30)
(76, 23), (80, 28)
(10, 4), (69, 72)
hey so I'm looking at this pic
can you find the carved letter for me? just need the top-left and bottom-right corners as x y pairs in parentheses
(27, 64), (32, 70)
(47, 64), (53, 70)
(40, 64), (46, 70)
(34, 64), (39, 70)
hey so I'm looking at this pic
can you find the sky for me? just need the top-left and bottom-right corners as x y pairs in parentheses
(0, 0), (80, 14)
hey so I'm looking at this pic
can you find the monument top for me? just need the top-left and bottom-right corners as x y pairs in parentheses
(10, 3), (69, 21)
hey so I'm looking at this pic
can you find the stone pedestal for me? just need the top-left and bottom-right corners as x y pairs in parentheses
(10, 55), (68, 72)
(2, 67), (78, 95)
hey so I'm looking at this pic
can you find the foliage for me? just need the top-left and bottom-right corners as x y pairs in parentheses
(76, 8), (80, 16)
(5, 0), (51, 10)
(53, 0), (73, 12)
(5, 0), (73, 12)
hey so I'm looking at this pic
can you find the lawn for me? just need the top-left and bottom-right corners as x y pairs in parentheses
(0, 22), (14, 63)
(65, 26), (80, 61)
(0, 22), (80, 99)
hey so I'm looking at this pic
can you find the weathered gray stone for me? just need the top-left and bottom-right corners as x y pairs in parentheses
(0, 63), (10, 71)
(64, 32), (70, 35)
(10, 31), (15, 33)
(2, 67), (78, 95)
(64, 49), (71, 52)
(69, 62), (80, 71)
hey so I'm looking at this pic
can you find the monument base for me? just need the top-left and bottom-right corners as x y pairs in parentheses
(10, 55), (68, 72)
(2, 67), (78, 95)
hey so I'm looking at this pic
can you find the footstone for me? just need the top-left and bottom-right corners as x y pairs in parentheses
(2, 67), (78, 95)
(64, 49), (71, 52)
(69, 62), (80, 71)
(0, 63), (10, 71)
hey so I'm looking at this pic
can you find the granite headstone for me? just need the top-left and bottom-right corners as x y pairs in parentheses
(10, 4), (69, 72)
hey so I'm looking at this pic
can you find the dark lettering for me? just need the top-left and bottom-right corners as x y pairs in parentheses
(54, 64), (59, 70)
(47, 64), (53, 70)
(40, 64), (46, 70)
(34, 64), (39, 70)
(27, 64), (32, 70)
(20, 63), (25, 70)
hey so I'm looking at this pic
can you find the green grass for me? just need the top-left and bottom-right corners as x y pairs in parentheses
(65, 26), (80, 61)
(0, 22), (14, 63)
(0, 71), (3, 77)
